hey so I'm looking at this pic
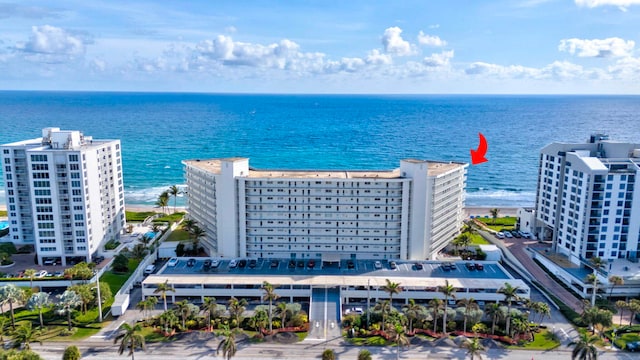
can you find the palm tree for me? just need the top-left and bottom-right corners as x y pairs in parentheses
(153, 280), (175, 311)
(489, 208), (500, 225)
(608, 275), (623, 297)
(201, 297), (218, 331)
(536, 302), (550, 326)
(174, 299), (193, 330)
(168, 185), (182, 213)
(26, 292), (51, 328)
(457, 297), (479, 333)
(401, 299), (423, 333)
(228, 297), (248, 329)
(627, 299), (640, 326)
(147, 296), (158, 315)
(461, 337), (485, 360)
(114, 322), (146, 360)
(484, 303), (502, 335)
(23, 269), (37, 289)
(374, 299), (392, 328)
(155, 191), (170, 214)
(615, 300), (628, 326)
(275, 302), (289, 329)
(182, 218), (196, 233)
(136, 299), (151, 318)
(261, 282), (280, 333)
(12, 322), (41, 351)
(357, 349), (372, 360)
(381, 279), (403, 307)
(387, 324), (410, 360)
(439, 280), (456, 333)
(497, 282), (520, 336)
(190, 225), (206, 255)
(1, 284), (24, 329)
(569, 332), (598, 360)
(217, 324), (240, 360)
(159, 310), (179, 334)
(57, 290), (82, 331)
(428, 298), (443, 333)
(588, 257), (605, 307)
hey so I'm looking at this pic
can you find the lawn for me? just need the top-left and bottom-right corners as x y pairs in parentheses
(101, 258), (140, 294)
(347, 336), (392, 346)
(154, 212), (185, 225)
(166, 229), (190, 242)
(476, 217), (517, 226)
(47, 326), (102, 341)
(508, 329), (561, 350)
(469, 233), (489, 245)
(0, 210), (7, 217)
(125, 211), (158, 222)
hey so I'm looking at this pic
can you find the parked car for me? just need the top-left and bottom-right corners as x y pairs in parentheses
(211, 259), (220, 268)
(167, 257), (178, 267)
(270, 259), (280, 268)
(288, 260), (296, 269)
(203, 259), (212, 269)
(495, 232), (505, 239)
(466, 262), (476, 271)
(475, 263), (484, 271)
(512, 231), (521, 238)
(186, 258), (196, 267)
(249, 259), (257, 268)
(238, 259), (247, 268)
(389, 261), (397, 270)
(627, 341), (640, 352)
(347, 260), (355, 269)
(520, 231), (532, 239)
(441, 263), (451, 271)
(414, 262), (423, 270)
(35, 270), (48, 278)
(229, 259), (238, 268)
(503, 231), (513, 238)
(374, 261), (382, 269)
(308, 259), (316, 269)
(144, 265), (156, 275)
(297, 260), (305, 268)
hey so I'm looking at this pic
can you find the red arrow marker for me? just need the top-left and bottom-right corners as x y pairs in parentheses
(470, 132), (488, 165)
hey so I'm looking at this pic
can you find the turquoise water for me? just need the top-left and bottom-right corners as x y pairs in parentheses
(1, 92), (639, 207)
(0, 221), (8, 230)
(145, 231), (156, 239)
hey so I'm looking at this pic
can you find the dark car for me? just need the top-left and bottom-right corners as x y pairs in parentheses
(475, 263), (484, 270)
(414, 262), (424, 270)
(270, 260), (280, 268)
(249, 259), (257, 268)
(512, 231), (522, 238)
(627, 341), (640, 352)
(288, 260), (296, 269)
(389, 261), (397, 269)
(297, 260), (305, 268)
(238, 259), (247, 268)
(347, 260), (355, 269)
(465, 262), (476, 271)
(308, 259), (316, 268)
(203, 259), (212, 269)
(186, 258), (196, 267)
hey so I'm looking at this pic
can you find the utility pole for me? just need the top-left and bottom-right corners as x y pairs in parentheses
(367, 278), (371, 327)
(95, 273), (103, 322)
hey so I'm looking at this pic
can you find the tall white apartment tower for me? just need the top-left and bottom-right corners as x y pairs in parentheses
(535, 134), (640, 265)
(1, 128), (126, 265)
(183, 158), (467, 261)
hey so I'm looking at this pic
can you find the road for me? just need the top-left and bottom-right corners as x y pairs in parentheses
(31, 339), (637, 360)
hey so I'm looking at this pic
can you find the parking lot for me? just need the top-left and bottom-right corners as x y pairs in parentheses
(160, 257), (511, 280)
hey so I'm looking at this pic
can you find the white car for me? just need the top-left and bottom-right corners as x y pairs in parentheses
(229, 259), (238, 268)
(167, 257), (178, 267)
(496, 232), (505, 239)
(35, 270), (48, 278)
(211, 259), (220, 268)
(374, 261), (382, 269)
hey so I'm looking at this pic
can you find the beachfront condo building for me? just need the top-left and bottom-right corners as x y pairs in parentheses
(183, 158), (467, 261)
(535, 134), (640, 265)
(1, 128), (125, 265)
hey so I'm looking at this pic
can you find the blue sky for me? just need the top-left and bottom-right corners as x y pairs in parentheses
(1, 0), (640, 93)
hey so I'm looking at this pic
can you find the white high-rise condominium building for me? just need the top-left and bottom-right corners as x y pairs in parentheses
(1, 128), (125, 265)
(183, 158), (467, 261)
(535, 134), (640, 265)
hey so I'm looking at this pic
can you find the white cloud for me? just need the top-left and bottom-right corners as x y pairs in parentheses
(16, 25), (89, 56)
(559, 37), (635, 58)
(417, 31), (447, 47)
(381, 27), (415, 56)
(575, 0), (640, 10)
(423, 50), (454, 67)
(365, 49), (392, 65)
(608, 56), (640, 79)
(464, 60), (604, 81)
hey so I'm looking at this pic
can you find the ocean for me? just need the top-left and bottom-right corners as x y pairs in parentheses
(1, 92), (639, 208)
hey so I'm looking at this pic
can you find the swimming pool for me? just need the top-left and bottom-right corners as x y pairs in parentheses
(144, 231), (156, 239)
(0, 221), (8, 231)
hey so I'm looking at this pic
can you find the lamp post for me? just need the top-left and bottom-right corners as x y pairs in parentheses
(367, 278), (371, 327)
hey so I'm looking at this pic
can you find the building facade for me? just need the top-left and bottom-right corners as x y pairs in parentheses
(183, 158), (467, 260)
(1, 128), (126, 265)
(535, 134), (640, 265)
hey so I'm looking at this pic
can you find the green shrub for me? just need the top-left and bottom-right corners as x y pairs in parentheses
(63, 345), (81, 360)
(0, 242), (17, 255)
(104, 239), (120, 250)
(322, 349), (336, 360)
